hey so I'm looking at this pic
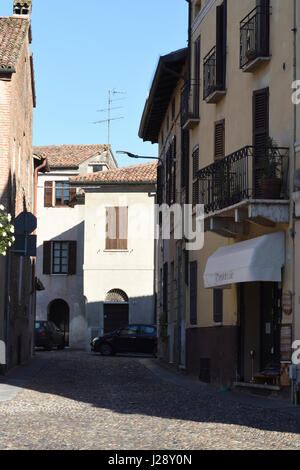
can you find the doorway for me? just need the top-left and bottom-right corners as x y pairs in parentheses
(103, 304), (129, 333)
(239, 282), (281, 382)
(48, 299), (70, 346)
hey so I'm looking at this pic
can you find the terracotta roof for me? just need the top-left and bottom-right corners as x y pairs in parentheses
(70, 162), (157, 185)
(33, 144), (111, 168)
(0, 17), (30, 70)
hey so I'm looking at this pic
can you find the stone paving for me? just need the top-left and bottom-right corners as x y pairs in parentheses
(0, 349), (300, 450)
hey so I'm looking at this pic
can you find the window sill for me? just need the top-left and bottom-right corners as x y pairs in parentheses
(103, 249), (129, 253)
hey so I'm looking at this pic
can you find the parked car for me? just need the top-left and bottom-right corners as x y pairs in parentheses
(35, 321), (65, 350)
(91, 324), (157, 356)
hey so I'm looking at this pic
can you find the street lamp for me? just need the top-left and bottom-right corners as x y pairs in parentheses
(116, 150), (161, 161)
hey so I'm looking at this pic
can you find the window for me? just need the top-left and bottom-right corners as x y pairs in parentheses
(190, 261), (198, 325)
(213, 289), (223, 323)
(92, 165), (104, 173)
(43, 241), (77, 275)
(106, 207), (128, 250)
(166, 137), (177, 205)
(44, 181), (76, 207)
(192, 146), (199, 206)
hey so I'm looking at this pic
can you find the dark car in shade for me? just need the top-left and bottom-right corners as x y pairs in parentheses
(35, 321), (65, 350)
(91, 324), (157, 356)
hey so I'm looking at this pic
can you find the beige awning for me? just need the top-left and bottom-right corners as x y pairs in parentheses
(204, 231), (285, 289)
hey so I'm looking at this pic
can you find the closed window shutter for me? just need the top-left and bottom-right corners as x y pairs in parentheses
(190, 261), (197, 325)
(117, 207), (128, 250)
(213, 289), (223, 323)
(215, 120), (225, 159)
(106, 207), (117, 250)
(216, 1), (227, 90)
(171, 136), (177, 204)
(194, 36), (200, 117)
(157, 164), (163, 205)
(68, 241), (77, 275)
(257, 0), (270, 56)
(43, 241), (51, 274)
(69, 187), (76, 206)
(163, 262), (168, 320)
(44, 181), (53, 207)
(253, 88), (269, 149)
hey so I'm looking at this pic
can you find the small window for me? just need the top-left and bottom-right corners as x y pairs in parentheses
(213, 289), (223, 323)
(52, 241), (69, 274)
(92, 165), (104, 173)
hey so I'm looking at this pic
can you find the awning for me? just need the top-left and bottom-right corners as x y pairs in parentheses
(204, 231), (285, 289)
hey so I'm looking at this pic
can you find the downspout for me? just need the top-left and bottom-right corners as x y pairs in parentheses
(31, 156), (47, 354)
(186, 0), (192, 87)
(292, 0), (297, 404)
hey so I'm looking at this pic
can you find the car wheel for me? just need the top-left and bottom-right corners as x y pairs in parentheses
(99, 343), (114, 356)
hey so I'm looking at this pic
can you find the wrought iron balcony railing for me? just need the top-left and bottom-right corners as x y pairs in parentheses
(240, 5), (270, 69)
(180, 81), (200, 129)
(203, 46), (226, 102)
(197, 145), (289, 214)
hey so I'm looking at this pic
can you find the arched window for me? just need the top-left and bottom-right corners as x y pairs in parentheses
(105, 289), (128, 303)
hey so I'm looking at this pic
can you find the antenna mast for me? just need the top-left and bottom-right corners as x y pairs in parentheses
(93, 89), (126, 145)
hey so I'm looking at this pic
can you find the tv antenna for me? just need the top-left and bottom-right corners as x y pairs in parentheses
(93, 89), (126, 145)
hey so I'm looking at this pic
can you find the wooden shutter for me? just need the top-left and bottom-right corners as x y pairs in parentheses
(43, 241), (51, 274)
(257, 0), (270, 56)
(171, 136), (177, 204)
(117, 207), (128, 250)
(184, 249), (189, 286)
(215, 120), (225, 159)
(106, 207), (117, 250)
(253, 88), (269, 149)
(190, 261), (197, 325)
(192, 147), (199, 179)
(68, 241), (77, 275)
(193, 36), (200, 117)
(44, 181), (53, 207)
(213, 289), (223, 323)
(216, 1), (227, 90)
(157, 164), (163, 205)
(69, 187), (76, 206)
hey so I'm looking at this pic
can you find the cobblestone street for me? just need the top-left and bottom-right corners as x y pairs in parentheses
(0, 350), (300, 450)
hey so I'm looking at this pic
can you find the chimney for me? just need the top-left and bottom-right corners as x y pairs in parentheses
(13, 1), (32, 16)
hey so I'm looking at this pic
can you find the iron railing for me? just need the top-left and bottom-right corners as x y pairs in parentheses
(240, 5), (270, 69)
(180, 81), (199, 127)
(203, 47), (217, 100)
(197, 145), (289, 214)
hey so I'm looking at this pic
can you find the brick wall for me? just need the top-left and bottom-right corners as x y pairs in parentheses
(0, 20), (35, 369)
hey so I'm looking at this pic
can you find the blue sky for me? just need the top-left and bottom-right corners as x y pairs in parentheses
(2, 0), (188, 167)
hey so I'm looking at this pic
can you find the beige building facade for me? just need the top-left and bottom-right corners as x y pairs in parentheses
(140, 0), (299, 396)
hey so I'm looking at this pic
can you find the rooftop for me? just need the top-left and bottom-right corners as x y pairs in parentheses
(70, 161), (157, 185)
(0, 16), (30, 70)
(33, 144), (112, 168)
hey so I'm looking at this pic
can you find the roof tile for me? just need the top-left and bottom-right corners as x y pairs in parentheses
(0, 17), (29, 69)
(70, 162), (157, 185)
(33, 144), (111, 168)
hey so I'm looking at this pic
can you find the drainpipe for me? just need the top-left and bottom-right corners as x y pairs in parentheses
(292, 0), (297, 404)
(31, 156), (48, 353)
(185, 0), (192, 86)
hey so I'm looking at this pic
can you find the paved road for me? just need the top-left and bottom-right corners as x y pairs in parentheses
(0, 350), (300, 450)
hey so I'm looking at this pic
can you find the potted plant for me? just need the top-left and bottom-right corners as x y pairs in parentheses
(257, 138), (282, 199)
(246, 47), (257, 62)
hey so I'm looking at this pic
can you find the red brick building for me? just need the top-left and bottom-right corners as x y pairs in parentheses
(0, 1), (38, 372)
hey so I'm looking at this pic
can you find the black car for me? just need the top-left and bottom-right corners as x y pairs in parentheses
(91, 324), (157, 356)
(35, 321), (65, 350)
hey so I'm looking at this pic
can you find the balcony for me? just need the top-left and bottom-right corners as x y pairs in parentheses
(180, 81), (200, 130)
(203, 47), (226, 104)
(196, 145), (289, 237)
(240, 5), (271, 73)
